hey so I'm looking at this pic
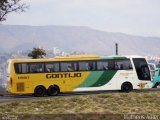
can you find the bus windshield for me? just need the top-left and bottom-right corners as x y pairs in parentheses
(133, 58), (151, 80)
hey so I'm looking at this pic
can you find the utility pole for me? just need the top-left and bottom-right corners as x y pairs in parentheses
(115, 43), (118, 55)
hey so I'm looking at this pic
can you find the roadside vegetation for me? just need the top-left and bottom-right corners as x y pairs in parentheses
(0, 91), (160, 114)
(0, 91), (159, 119)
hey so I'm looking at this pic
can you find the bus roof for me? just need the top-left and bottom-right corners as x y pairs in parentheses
(55, 55), (99, 59)
(8, 55), (144, 63)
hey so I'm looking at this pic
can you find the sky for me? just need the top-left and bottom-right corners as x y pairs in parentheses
(3, 0), (160, 37)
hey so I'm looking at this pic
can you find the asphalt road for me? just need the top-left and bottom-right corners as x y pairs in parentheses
(0, 88), (160, 103)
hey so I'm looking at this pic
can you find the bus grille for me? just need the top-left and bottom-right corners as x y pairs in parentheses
(17, 83), (24, 92)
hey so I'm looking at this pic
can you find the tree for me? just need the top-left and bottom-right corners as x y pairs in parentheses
(0, 0), (28, 22)
(28, 48), (46, 59)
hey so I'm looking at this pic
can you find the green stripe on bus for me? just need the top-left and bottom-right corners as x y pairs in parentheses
(78, 71), (104, 87)
(90, 70), (117, 87)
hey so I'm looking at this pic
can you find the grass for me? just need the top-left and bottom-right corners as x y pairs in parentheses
(0, 91), (159, 119)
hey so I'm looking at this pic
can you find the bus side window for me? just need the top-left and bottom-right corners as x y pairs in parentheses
(108, 60), (114, 70)
(61, 62), (77, 72)
(87, 61), (96, 71)
(45, 63), (59, 72)
(29, 63), (44, 73)
(120, 64), (123, 70)
(68, 62), (77, 71)
(115, 59), (132, 70)
(14, 63), (21, 73)
(14, 63), (28, 74)
(97, 61), (108, 70)
(79, 61), (96, 71)
(79, 62), (86, 71)
(21, 63), (29, 73)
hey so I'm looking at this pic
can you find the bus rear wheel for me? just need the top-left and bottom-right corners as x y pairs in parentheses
(47, 85), (59, 96)
(121, 82), (133, 93)
(34, 86), (46, 97)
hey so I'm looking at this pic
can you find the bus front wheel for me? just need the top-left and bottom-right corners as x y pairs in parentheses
(47, 85), (60, 96)
(34, 86), (46, 97)
(121, 82), (133, 93)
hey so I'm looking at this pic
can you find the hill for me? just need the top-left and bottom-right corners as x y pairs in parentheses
(0, 25), (160, 55)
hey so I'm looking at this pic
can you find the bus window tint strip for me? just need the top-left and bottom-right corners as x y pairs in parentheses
(14, 59), (133, 74)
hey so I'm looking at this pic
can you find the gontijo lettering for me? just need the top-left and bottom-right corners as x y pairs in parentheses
(46, 73), (82, 79)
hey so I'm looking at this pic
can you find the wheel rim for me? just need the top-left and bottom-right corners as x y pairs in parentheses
(123, 84), (132, 92)
(35, 87), (45, 96)
(125, 86), (129, 91)
(51, 87), (57, 95)
(37, 88), (44, 95)
(48, 86), (59, 96)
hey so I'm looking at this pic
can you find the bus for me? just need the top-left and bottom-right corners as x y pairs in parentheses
(152, 68), (160, 88)
(6, 55), (153, 97)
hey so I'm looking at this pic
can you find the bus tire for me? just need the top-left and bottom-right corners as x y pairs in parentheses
(47, 85), (60, 96)
(34, 85), (46, 97)
(153, 82), (160, 88)
(121, 82), (133, 93)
